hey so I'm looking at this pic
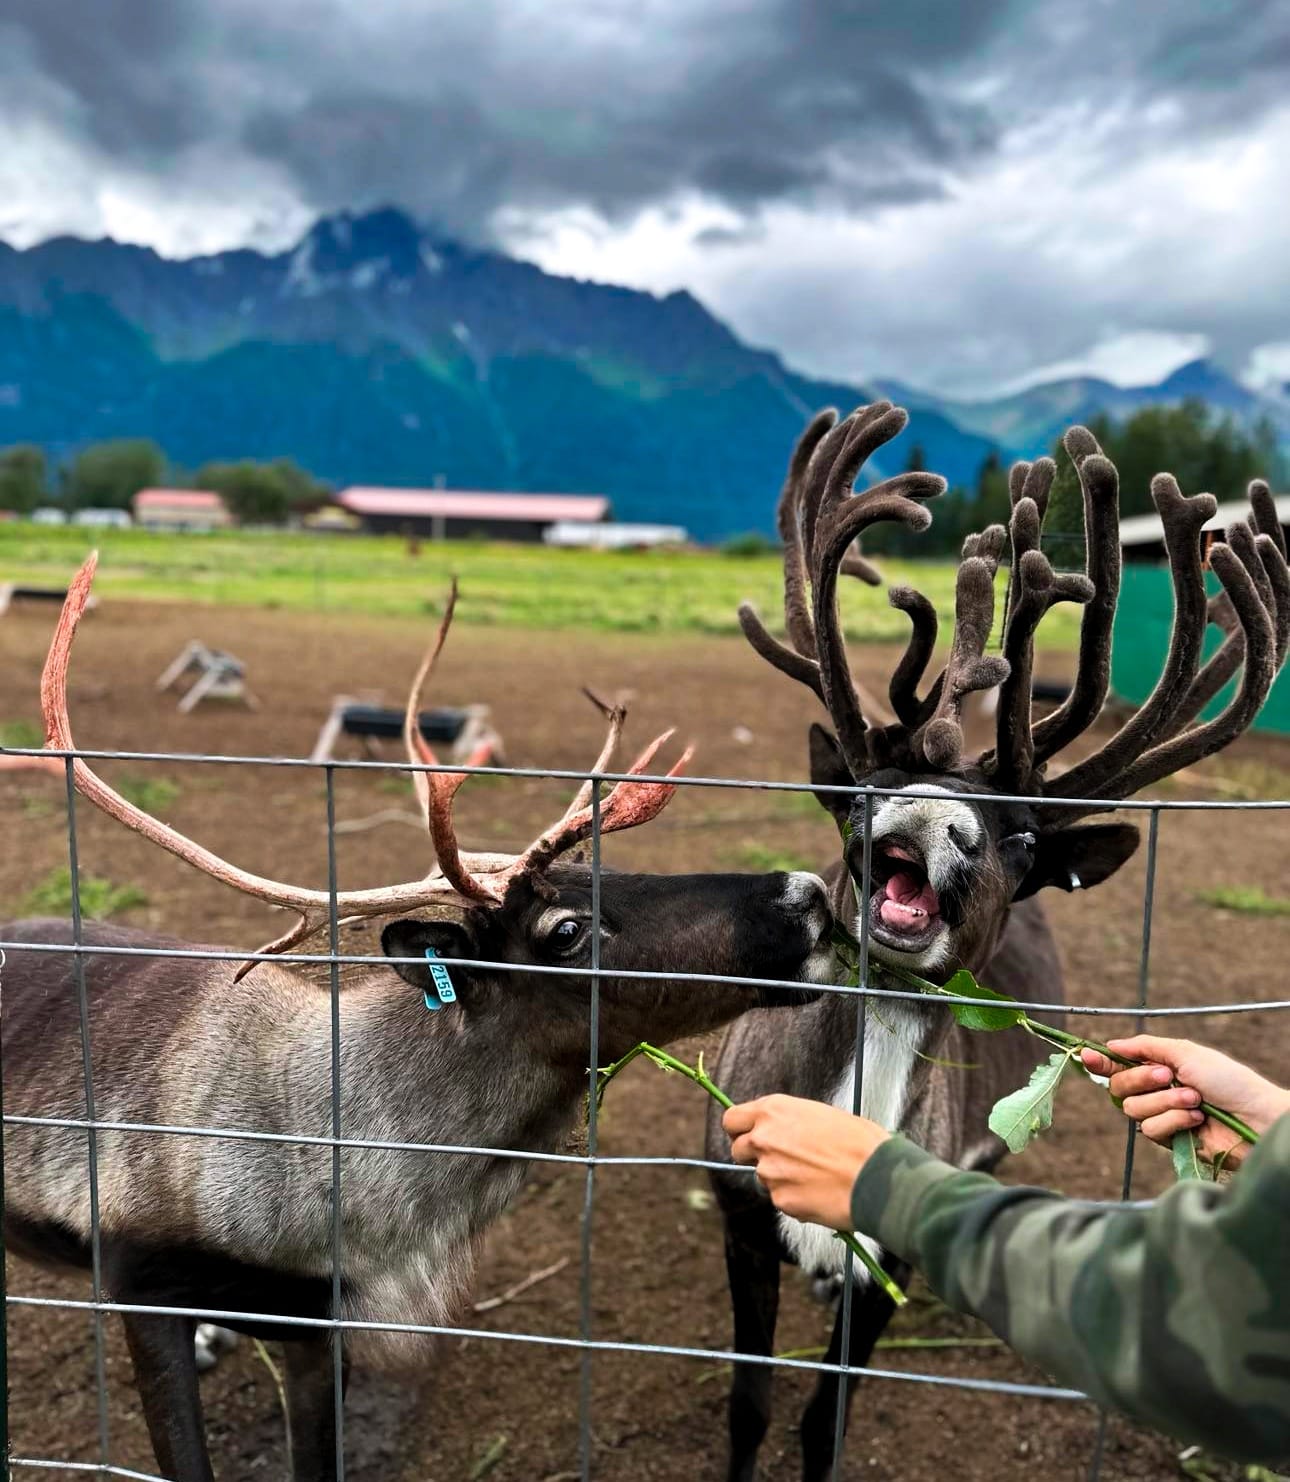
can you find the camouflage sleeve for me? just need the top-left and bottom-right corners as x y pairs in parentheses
(851, 1114), (1290, 1465)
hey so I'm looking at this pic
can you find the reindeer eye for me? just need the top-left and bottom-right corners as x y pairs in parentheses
(546, 917), (586, 953)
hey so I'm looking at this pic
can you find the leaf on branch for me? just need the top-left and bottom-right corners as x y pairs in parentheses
(938, 968), (1026, 1032)
(1171, 1130), (1216, 1183)
(988, 1052), (1073, 1153)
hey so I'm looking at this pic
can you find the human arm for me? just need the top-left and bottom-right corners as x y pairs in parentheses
(723, 1090), (1290, 1464)
(849, 1113), (1290, 1464)
(1080, 1034), (1290, 1170)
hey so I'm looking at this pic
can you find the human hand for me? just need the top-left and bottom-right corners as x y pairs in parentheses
(723, 1095), (891, 1228)
(1080, 1035), (1290, 1170)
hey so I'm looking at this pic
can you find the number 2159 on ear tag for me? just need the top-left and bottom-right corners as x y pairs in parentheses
(423, 947), (458, 1010)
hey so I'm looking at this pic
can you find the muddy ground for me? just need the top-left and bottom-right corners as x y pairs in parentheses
(1, 596), (1287, 1481)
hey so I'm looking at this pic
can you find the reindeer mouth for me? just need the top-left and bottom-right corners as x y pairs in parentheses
(864, 842), (946, 954)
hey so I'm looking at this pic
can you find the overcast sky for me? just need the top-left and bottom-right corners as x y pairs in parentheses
(3, 0), (1289, 398)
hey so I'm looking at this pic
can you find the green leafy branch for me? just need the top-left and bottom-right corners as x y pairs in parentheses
(594, 1041), (908, 1307)
(833, 825), (1260, 1181)
(879, 962), (1260, 1182)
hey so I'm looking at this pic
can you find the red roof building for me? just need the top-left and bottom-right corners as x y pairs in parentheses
(335, 488), (610, 541)
(133, 489), (232, 530)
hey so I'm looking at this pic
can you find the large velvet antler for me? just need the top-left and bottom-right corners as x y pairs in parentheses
(1029, 427), (1123, 765)
(744, 410), (1286, 812)
(18, 555), (693, 975)
(909, 555), (1009, 772)
(1044, 474), (1219, 800)
(985, 484), (1094, 791)
(739, 401), (947, 777)
(1031, 477), (1287, 822)
(979, 432), (1286, 816)
(1036, 535), (1280, 821)
(737, 408), (883, 706)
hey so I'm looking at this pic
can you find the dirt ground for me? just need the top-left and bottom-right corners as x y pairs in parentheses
(1, 596), (1287, 1481)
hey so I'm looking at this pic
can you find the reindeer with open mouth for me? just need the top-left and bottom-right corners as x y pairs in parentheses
(705, 403), (1289, 1482)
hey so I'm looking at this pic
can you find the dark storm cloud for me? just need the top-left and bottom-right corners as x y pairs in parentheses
(5, 0), (1287, 238)
(5, 0), (1290, 391)
(6, 0), (1290, 227)
(0, 0), (214, 154)
(0, 0), (1011, 239)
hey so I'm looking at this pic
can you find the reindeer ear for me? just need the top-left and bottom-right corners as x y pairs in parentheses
(1014, 823), (1140, 901)
(381, 916), (480, 989)
(808, 722), (854, 827)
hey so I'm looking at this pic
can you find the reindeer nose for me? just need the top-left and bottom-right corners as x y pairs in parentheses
(947, 823), (978, 856)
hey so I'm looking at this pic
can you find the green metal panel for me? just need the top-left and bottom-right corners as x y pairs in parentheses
(1110, 564), (1290, 735)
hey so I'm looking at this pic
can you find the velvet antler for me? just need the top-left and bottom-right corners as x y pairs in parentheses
(1029, 427), (1123, 766)
(909, 555), (1009, 772)
(985, 486), (1094, 791)
(738, 408), (883, 706)
(1044, 473), (1218, 801)
(747, 411), (1286, 811)
(806, 404), (947, 771)
(1031, 474), (1287, 822)
(738, 403), (945, 760)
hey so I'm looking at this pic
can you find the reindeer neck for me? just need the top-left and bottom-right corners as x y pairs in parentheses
(805, 867), (953, 1131)
(334, 973), (591, 1159)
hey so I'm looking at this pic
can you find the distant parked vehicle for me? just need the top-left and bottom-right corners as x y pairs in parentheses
(71, 508), (132, 528)
(543, 520), (688, 550)
(30, 507), (68, 526)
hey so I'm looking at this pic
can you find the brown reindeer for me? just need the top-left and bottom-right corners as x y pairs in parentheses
(704, 405), (1289, 1482)
(1, 558), (836, 1482)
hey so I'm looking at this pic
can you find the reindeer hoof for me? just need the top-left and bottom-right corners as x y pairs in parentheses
(194, 1323), (240, 1372)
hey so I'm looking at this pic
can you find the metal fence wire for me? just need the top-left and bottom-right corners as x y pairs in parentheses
(0, 744), (1287, 1482)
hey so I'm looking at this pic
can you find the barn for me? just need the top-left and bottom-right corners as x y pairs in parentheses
(335, 488), (611, 542)
(133, 489), (233, 531)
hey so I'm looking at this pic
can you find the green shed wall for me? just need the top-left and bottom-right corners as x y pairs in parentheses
(1111, 564), (1290, 735)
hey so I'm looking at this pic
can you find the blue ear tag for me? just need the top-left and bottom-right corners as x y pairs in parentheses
(423, 947), (458, 1011)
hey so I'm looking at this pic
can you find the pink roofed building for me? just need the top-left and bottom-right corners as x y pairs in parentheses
(335, 487), (611, 542)
(132, 489), (233, 531)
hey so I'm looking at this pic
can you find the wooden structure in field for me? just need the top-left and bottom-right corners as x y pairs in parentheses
(157, 642), (258, 713)
(310, 696), (502, 767)
(0, 583), (100, 617)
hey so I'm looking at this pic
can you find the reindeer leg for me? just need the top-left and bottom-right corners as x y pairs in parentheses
(798, 1252), (910, 1482)
(120, 1311), (215, 1482)
(282, 1335), (350, 1482)
(722, 1201), (783, 1482)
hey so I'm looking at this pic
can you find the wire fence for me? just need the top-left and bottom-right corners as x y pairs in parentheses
(0, 744), (1287, 1482)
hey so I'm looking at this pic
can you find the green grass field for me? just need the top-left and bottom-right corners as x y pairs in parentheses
(0, 523), (1083, 648)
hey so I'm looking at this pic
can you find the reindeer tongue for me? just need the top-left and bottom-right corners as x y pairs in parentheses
(879, 871), (940, 930)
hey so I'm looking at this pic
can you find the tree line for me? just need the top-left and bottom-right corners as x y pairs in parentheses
(3, 399), (1284, 542)
(0, 439), (330, 524)
(868, 398), (1285, 560)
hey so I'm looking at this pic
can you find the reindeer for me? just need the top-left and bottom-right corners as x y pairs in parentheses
(704, 404), (1290, 1482)
(0, 558), (837, 1482)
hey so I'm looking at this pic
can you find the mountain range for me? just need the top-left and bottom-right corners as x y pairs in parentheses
(1, 207), (1285, 539)
(878, 358), (1290, 465)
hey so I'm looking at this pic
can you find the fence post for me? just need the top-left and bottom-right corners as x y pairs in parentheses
(1086, 805), (1161, 1482)
(577, 781), (603, 1481)
(829, 789), (874, 1478)
(325, 766), (346, 1482)
(64, 760), (112, 1478)
(0, 947), (9, 1482)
